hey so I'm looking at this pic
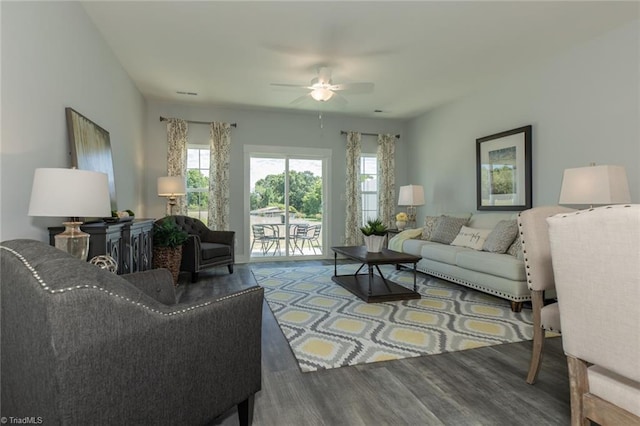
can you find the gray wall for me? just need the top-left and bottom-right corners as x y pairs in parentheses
(145, 102), (406, 261)
(1, 2), (147, 241)
(405, 19), (639, 220)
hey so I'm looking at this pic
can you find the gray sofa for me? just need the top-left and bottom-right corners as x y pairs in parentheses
(1, 239), (263, 425)
(389, 212), (528, 312)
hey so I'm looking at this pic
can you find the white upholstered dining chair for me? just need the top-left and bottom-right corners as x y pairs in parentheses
(517, 205), (574, 384)
(547, 204), (640, 425)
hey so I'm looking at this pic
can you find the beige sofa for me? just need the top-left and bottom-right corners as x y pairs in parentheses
(389, 212), (528, 312)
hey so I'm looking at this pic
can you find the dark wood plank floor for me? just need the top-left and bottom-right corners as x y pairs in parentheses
(176, 261), (571, 426)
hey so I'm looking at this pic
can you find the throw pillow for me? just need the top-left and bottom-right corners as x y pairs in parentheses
(450, 226), (493, 250)
(507, 235), (524, 260)
(483, 220), (518, 253)
(421, 216), (439, 240)
(430, 216), (469, 245)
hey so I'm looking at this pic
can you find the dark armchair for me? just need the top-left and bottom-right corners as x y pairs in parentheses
(158, 215), (235, 282)
(1, 239), (263, 425)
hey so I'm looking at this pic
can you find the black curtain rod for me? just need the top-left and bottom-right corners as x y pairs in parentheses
(160, 116), (237, 128)
(340, 130), (400, 139)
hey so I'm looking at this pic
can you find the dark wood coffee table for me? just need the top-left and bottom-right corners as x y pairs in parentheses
(331, 246), (421, 303)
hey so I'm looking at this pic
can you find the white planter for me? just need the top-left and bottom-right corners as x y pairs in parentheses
(363, 235), (386, 253)
(395, 220), (406, 230)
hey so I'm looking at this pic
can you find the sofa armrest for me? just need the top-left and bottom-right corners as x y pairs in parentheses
(389, 228), (423, 252)
(121, 269), (177, 305)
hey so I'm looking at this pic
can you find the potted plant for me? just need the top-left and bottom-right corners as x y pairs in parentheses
(360, 218), (388, 253)
(152, 219), (189, 285)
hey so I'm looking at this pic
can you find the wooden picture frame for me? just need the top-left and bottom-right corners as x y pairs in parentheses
(476, 125), (532, 211)
(66, 107), (117, 210)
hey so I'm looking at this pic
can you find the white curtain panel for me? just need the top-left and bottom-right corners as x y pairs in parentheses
(377, 134), (396, 229)
(208, 122), (231, 230)
(345, 131), (363, 246)
(166, 119), (188, 216)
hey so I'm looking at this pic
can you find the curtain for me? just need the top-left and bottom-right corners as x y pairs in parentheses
(377, 134), (396, 228)
(345, 131), (362, 246)
(208, 122), (231, 230)
(166, 118), (188, 216)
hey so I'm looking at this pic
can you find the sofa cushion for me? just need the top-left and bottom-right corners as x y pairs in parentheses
(455, 250), (526, 281)
(200, 242), (231, 260)
(450, 226), (492, 250)
(430, 216), (469, 244)
(420, 242), (469, 265)
(507, 236), (524, 260)
(482, 219), (518, 253)
(421, 215), (439, 240)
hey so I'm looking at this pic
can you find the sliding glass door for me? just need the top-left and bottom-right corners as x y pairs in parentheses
(247, 147), (328, 260)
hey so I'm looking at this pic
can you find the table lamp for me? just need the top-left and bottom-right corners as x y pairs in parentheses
(559, 164), (631, 208)
(158, 176), (186, 214)
(28, 168), (111, 261)
(398, 184), (425, 228)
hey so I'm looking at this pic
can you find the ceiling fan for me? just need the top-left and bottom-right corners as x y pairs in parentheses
(271, 67), (374, 104)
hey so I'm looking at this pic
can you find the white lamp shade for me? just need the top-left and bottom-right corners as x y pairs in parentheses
(398, 185), (425, 206)
(559, 165), (631, 205)
(28, 168), (111, 218)
(157, 176), (186, 196)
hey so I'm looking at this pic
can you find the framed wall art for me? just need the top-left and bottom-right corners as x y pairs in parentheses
(476, 125), (532, 211)
(66, 107), (117, 210)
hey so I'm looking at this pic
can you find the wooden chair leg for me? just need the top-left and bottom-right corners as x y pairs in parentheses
(527, 322), (545, 384)
(527, 290), (545, 384)
(238, 394), (255, 426)
(566, 355), (590, 426)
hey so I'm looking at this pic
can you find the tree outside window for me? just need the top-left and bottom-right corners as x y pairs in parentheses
(187, 147), (209, 222)
(361, 155), (378, 224)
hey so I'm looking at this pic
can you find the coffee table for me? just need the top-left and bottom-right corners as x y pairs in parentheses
(331, 246), (421, 303)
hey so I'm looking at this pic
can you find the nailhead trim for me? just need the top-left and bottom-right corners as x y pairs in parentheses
(554, 204), (632, 219)
(416, 265), (531, 302)
(1, 245), (260, 316)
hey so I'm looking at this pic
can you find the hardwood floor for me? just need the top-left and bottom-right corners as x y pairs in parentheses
(176, 261), (571, 426)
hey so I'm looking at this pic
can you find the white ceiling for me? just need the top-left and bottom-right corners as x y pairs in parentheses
(81, 1), (638, 120)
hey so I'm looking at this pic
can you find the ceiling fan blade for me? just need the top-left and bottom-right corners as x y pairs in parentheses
(290, 93), (311, 105)
(330, 82), (374, 93)
(270, 83), (312, 89)
(330, 91), (348, 106)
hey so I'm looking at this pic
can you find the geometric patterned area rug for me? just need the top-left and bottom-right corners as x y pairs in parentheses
(252, 264), (533, 372)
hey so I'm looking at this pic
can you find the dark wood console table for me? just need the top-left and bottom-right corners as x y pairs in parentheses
(49, 219), (154, 275)
(331, 246), (421, 303)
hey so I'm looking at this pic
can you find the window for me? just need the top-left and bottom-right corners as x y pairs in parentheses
(360, 154), (378, 224)
(186, 147), (209, 222)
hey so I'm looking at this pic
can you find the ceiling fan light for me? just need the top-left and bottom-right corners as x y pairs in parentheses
(311, 88), (333, 102)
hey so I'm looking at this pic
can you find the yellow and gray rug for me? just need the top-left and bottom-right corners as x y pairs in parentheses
(253, 264), (533, 372)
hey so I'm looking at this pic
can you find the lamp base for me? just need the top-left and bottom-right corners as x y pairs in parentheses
(54, 221), (90, 261)
(406, 206), (417, 229)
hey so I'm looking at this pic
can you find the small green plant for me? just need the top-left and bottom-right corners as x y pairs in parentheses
(360, 218), (388, 236)
(153, 220), (189, 248)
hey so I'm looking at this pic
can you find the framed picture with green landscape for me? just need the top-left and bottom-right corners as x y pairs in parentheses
(476, 125), (532, 211)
